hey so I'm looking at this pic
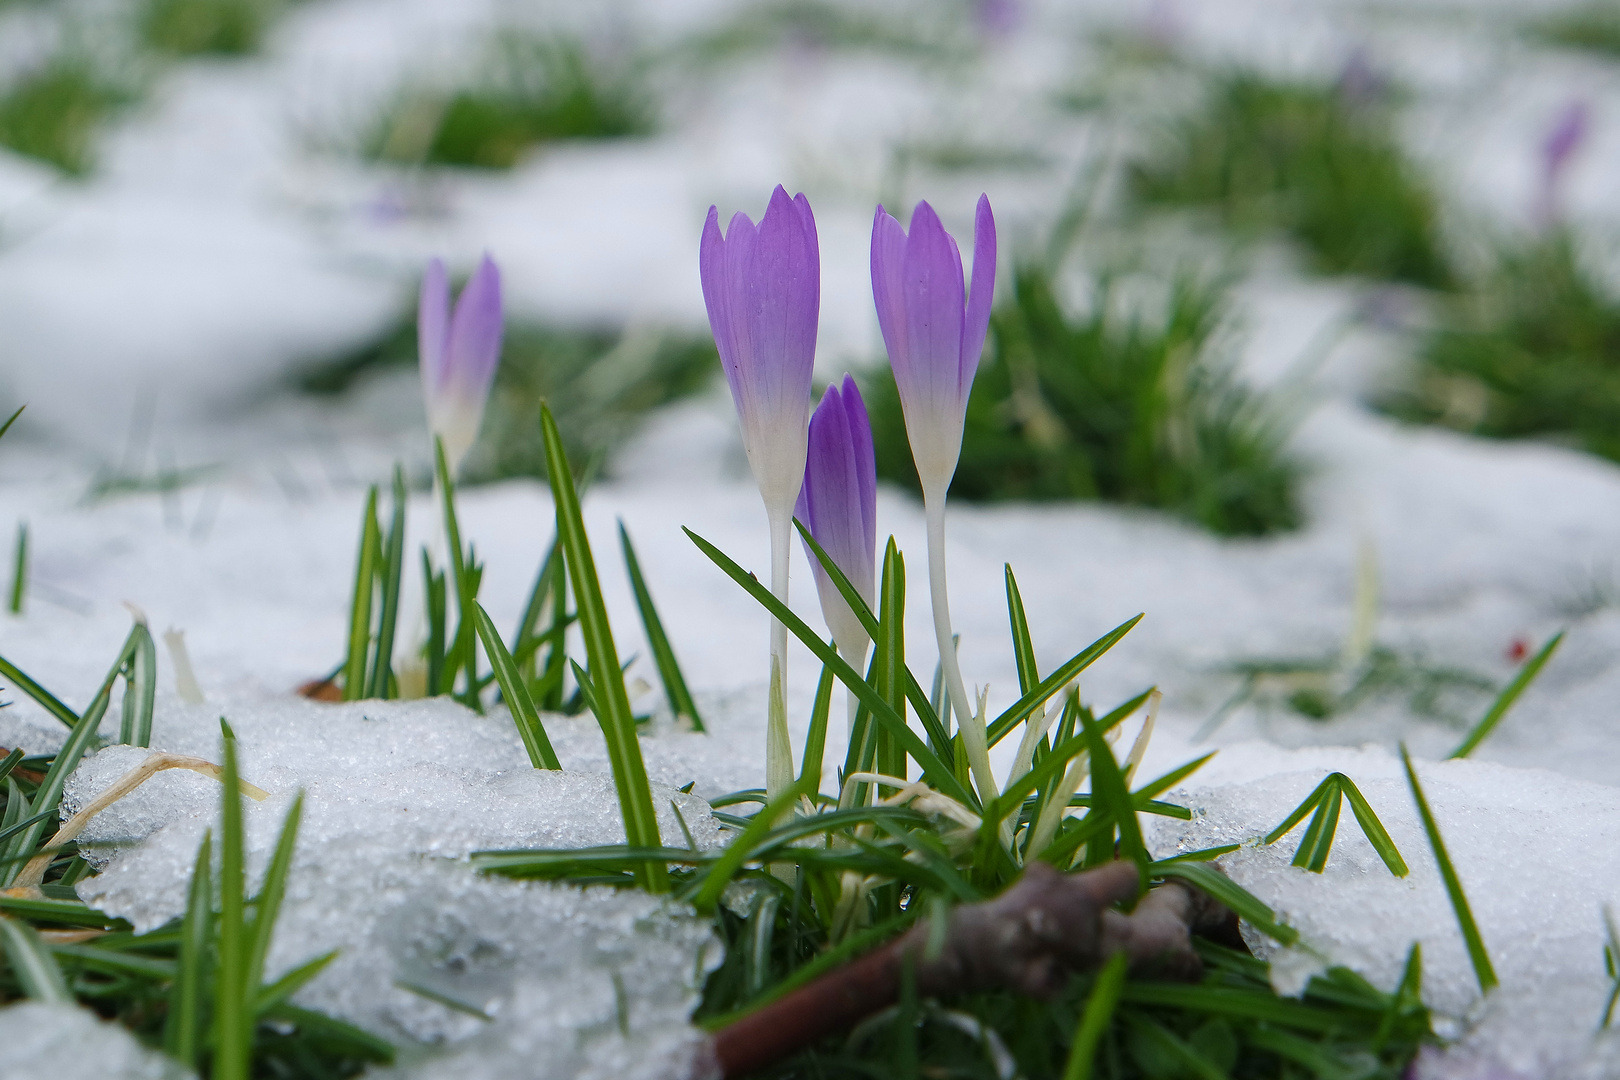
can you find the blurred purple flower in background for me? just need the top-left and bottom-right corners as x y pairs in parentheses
(419, 253), (503, 475)
(700, 184), (820, 798)
(795, 374), (877, 681)
(1537, 99), (1590, 228)
(871, 194), (999, 801)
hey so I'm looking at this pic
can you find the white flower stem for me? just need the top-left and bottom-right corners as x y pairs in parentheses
(765, 503), (795, 800)
(923, 492), (998, 805)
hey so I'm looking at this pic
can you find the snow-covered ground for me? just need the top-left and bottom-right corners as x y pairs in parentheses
(5, 0), (1620, 1076)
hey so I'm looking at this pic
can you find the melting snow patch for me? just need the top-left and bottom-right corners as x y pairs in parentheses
(0, 1001), (192, 1080)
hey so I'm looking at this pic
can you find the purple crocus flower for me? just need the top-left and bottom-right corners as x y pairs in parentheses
(870, 195), (996, 501)
(700, 185), (821, 511)
(795, 375), (877, 668)
(871, 195), (1000, 803)
(699, 185), (820, 799)
(1537, 99), (1590, 227)
(419, 254), (503, 475)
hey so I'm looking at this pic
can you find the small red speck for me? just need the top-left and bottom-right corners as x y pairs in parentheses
(1507, 638), (1530, 663)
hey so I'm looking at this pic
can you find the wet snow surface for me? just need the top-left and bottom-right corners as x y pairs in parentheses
(4, 0), (1620, 1076)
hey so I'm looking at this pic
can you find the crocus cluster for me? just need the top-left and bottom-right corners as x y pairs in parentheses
(419, 253), (504, 477)
(701, 188), (997, 799)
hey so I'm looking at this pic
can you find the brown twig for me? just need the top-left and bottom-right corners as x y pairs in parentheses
(710, 861), (1230, 1078)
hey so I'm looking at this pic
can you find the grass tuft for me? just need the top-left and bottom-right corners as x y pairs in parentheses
(0, 57), (132, 176)
(369, 35), (653, 170)
(139, 0), (284, 57)
(867, 264), (1303, 536)
(1131, 71), (1450, 287)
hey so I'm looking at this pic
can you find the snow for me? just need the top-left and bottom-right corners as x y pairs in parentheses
(63, 697), (725, 1076)
(1, 0), (1619, 1076)
(0, 1001), (192, 1080)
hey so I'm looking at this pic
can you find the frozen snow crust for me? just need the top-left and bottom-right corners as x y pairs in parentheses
(61, 696), (725, 1080)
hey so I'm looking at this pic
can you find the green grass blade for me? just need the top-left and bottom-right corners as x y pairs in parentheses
(687, 527), (976, 810)
(120, 620), (157, 747)
(1081, 705), (1148, 872)
(689, 780), (812, 914)
(1301, 787), (1342, 872)
(0, 405), (21, 443)
(367, 468), (407, 699)
(256, 951), (338, 1015)
(0, 916), (69, 1003)
(511, 540), (557, 670)
(1062, 950), (1127, 1080)
(434, 438), (480, 709)
(0, 653), (78, 728)
(1131, 750), (1217, 802)
(794, 519), (953, 758)
(1152, 861), (1299, 946)
(541, 404), (664, 892)
(0, 748), (24, 788)
(422, 550), (447, 696)
(245, 792), (302, 995)
(986, 615), (1145, 747)
(875, 540), (906, 780)
(1450, 631), (1564, 759)
(1339, 775), (1409, 877)
(342, 486), (380, 702)
(1401, 745), (1496, 992)
(166, 830), (212, 1065)
(1264, 774), (1341, 845)
(7, 521), (25, 616)
(215, 721), (250, 1080)
(1004, 565), (1040, 695)
(619, 521), (705, 732)
(799, 661), (836, 791)
(473, 602), (561, 770)
(3, 674), (105, 884)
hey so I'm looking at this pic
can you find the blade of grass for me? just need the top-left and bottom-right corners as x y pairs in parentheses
(473, 602), (561, 770)
(422, 550), (447, 696)
(0, 406), (21, 442)
(256, 951), (338, 1015)
(1152, 861), (1298, 946)
(215, 721), (250, 1080)
(434, 438), (480, 709)
(1264, 775), (1340, 845)
(166, 830), (212, 1066)
(1061, 949), (1127, 1080)
(1340, 775), (1409, 877)
(1299, 785), (1342, 872)
(1401, 744), (1496, 992)
(620, 521), (705, 732)
(1450, 631), (1564, 759)
(120, 620), (157, 746)
(1004, 565), (1039, 695)
(3, 669), (107, 884)
(689, 780), (811, 914)
(688, 527), (975, 810)
(0, 916), (69, 1003)
(1081, 705), (1148, 873)
(541, 404), (664, 892)
(244, 793), (302, 996)
(799, 662), (836, 792)
(0, 654), (78, 728)
(986, 615), (1145, 747)
(367, 468), (407, 699)
(7, 522), (25, 615)
(342, 487), (380, 702)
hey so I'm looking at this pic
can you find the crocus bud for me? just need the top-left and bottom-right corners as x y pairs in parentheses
(796, 375), (877, 664)
(870, 195), (995, 501)
(700, 186), (820, 514)
(419, 253), (503, 475)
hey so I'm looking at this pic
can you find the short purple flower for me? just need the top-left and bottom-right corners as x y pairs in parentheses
(795, 375), (877, 662)
(1538, 99), (1590, 225)
(871, 195), (996, 500)
(700, 186), (820, 513)
(419, 253), (503, 474)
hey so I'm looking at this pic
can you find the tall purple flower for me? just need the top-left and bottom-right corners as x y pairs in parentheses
(796, 375), (877, 668)
(701, 186), (821, 511)
(871, 195), (996, 501)
(419, 254), (504, 475)
(871, 195), (1000, 803)
(700, 185), (820, 799)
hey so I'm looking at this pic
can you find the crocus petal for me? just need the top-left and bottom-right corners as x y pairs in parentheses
(871, 197), (996, 497)
(960, 194), (997, 396)
(797, 376), (877, 659)
(419, 254), (504, 473)
(700, 186), (820, 512)
(418, 257), (450, 410)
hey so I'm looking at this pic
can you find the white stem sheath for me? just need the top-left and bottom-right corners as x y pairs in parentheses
(923, 493), (998, 804)
(765, 504), (795, 799)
